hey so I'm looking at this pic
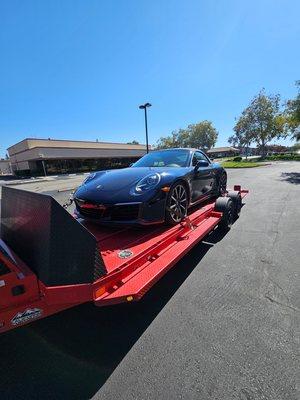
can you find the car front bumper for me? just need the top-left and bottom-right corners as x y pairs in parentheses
(74, 197), (167, 225)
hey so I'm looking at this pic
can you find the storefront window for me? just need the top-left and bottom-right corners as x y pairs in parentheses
(40, 157), (139, 175)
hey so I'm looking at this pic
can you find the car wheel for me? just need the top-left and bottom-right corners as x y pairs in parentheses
(218, 172), (227, 196)
(165, 182), (188, 225)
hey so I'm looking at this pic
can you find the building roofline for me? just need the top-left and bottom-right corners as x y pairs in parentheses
(207, 147), (239, 153)
(7, 138), (28, 151)
(7, 137), (146, 151)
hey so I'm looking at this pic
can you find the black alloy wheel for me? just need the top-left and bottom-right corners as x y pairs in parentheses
(165, 183), (188, 225)
(218, 172), (227, 196)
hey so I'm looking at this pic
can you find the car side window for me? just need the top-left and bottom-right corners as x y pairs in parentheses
(192, 151), (210, 166)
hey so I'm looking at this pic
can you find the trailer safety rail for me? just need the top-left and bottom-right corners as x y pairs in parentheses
(0, 185), (248, 333)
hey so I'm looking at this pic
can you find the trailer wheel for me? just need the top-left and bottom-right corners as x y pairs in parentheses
(227, 191), (242, 218)
(215, 197), (234, 231)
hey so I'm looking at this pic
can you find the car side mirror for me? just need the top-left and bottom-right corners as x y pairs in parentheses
(194, 160), (209, 171)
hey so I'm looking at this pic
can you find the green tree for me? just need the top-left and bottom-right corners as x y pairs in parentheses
(228, 117), (254, 160)
(291, 142), (300, 152)
(232, 90), (286, 157)
(156, 121), (218, 150)
(127, 140), (140, 145)
(187, 121), (218, 150)
(285, 81), (300, 141)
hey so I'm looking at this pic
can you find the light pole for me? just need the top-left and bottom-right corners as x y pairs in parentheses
(139, 102), (152, 153)
(38, 153), (47, 177)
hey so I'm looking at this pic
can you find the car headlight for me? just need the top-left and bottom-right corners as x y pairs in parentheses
(83, 172), (97, 184)
(135, 173), (161, 193)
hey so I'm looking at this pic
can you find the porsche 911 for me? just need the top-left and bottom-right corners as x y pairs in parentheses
(73, 148), (227, 225)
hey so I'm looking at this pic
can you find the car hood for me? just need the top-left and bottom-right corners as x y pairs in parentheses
(75, 167), (189, 203)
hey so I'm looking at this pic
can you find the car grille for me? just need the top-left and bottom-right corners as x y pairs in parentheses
(111, 204), (141, 221)
(76, 202), (140, 221)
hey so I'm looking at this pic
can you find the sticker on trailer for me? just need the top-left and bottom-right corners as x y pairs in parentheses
(118, 249), (133, 259)
(11, 308), (43, 326)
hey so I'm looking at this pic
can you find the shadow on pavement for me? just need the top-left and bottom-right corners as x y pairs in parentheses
(0, 175), (16, 181)
(0, 227), (228, 400)
(280, 172), (300, 184)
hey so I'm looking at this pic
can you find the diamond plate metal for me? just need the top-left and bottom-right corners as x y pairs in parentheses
(1, 187), (106, 286)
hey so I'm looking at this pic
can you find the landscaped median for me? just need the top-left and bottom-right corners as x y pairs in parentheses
(220, 153), (300, 168)
(221, 160), (261, 168)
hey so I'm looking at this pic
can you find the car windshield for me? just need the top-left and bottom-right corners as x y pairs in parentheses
(132, 150), (190, 168)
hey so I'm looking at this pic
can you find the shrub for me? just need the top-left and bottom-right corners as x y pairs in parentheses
(264, 154), (300, 161)
(233, 156), (242, 162)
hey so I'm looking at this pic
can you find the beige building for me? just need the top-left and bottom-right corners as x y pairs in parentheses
(8, 138), (147, 176)
(207, 146), (239, 158)
(0, 159), (12, 175)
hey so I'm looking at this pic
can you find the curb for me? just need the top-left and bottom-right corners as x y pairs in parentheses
(1, 178), (48, 186)
(57, 187), (77, 193)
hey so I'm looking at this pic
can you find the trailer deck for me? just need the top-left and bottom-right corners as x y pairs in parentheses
(0, 186), (248, 333)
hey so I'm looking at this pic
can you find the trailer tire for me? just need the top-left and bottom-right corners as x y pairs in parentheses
(215, 197), (234, 231)
(227, 191), (242, 218)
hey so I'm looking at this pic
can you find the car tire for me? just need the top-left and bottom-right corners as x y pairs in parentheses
(215, 197), (234, 231)
(165, 182), (188, 225)
(217, 172), (227, 196)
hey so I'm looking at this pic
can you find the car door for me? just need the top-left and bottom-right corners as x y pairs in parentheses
(190, 151), (214, 203)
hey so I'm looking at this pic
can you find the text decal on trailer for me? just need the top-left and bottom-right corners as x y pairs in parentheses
(11, 308), (43, 326)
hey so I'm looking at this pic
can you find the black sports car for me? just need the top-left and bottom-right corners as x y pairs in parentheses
(73, 148), (227, 225)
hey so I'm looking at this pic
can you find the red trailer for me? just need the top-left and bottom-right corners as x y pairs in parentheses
(0, 186), (248, 333)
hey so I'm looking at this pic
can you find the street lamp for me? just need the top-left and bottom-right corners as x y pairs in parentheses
(139, 102), (152, 153)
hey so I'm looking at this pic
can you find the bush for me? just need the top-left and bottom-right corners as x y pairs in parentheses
(233, 156), (242, 162)
(264, 154), (300, 161)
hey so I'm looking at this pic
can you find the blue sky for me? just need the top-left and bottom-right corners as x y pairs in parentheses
(0, 0), (299, 157)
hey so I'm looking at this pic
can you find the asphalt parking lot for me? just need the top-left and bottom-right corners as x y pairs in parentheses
(0, 162), (299, 400)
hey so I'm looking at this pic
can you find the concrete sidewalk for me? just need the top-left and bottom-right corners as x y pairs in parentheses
(0, 172), (90, 187)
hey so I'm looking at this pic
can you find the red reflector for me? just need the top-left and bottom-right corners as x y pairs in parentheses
(81, 204), (106, 210)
